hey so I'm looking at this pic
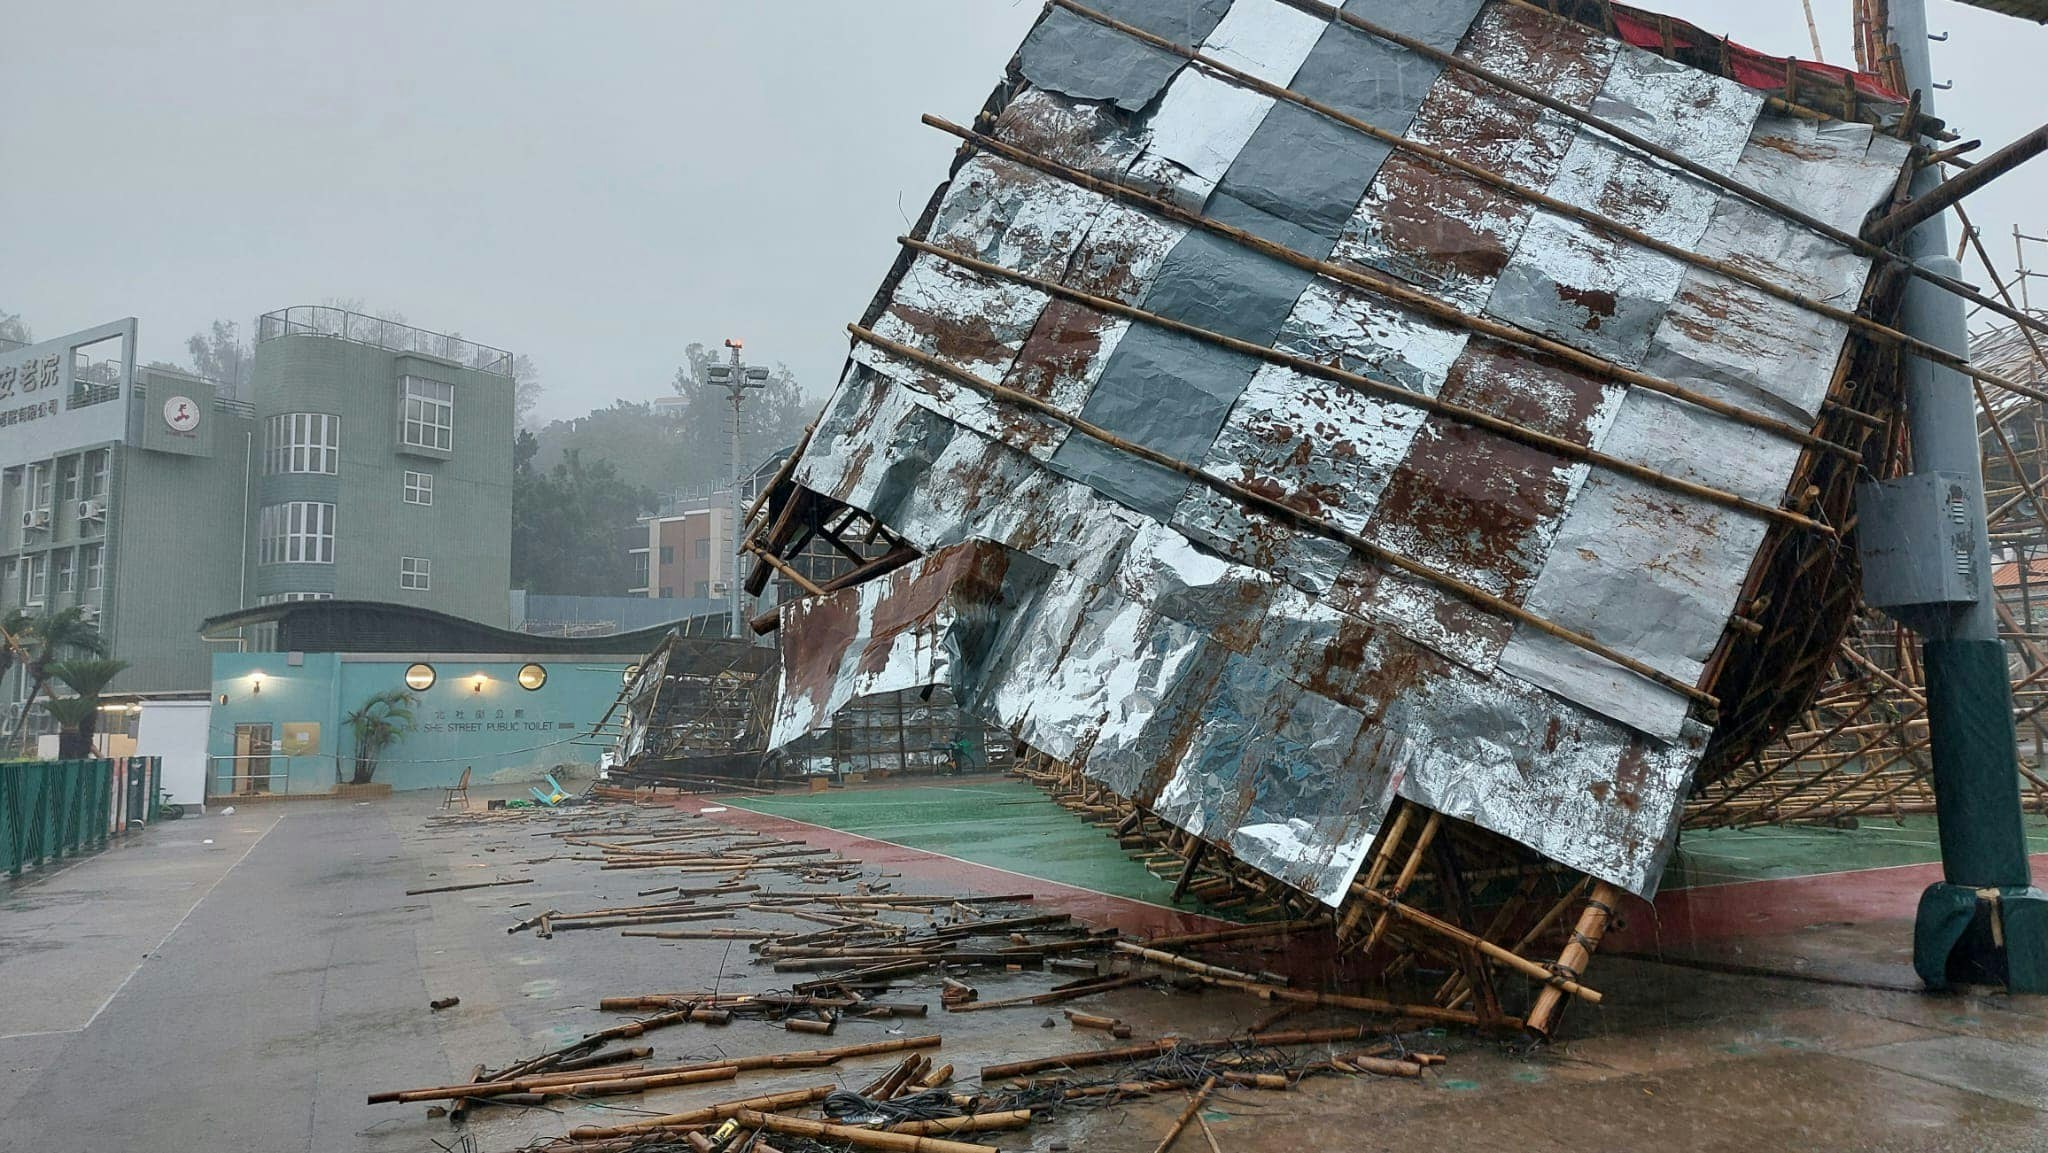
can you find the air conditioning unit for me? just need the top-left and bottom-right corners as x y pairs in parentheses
(20, 509), (48, 531)
(76, 499), (105, 521)
(77, 604), (100, 623)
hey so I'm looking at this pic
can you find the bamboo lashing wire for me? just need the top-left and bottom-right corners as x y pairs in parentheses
(847, 322), (1719, 709)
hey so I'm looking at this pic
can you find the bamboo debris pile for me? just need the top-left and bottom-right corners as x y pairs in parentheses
(386, 794), (1478, 1153)
(1023, 753), (1612, 1037)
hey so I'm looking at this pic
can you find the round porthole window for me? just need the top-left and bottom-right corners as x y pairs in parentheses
(404, 662), (436, 691)
(517, 662), (547, 691)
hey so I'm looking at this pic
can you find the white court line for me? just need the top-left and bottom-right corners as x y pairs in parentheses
(0, 813), (284, 1040)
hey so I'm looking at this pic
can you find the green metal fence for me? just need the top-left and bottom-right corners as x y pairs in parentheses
(1, 760), (114, 876)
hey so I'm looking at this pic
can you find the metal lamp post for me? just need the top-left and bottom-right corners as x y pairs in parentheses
(705, 339), (770, 639)
(1874, 1), (2048, 991)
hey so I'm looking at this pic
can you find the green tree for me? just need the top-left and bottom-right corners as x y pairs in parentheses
(9, 608), (106, 753)
(46, 658), (129, 759)
(342, 689), (419, 785)
(0, 310), (30, 347)
(512, 432), (655, 595)
(667, 342), (812, 493)
(528, 400), (682, 496)
(512, 353), (544, 430)
(185, 320), (253, 394)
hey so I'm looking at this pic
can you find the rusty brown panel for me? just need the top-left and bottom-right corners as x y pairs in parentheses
(1434, 341), (1618, 444)
(1340, 2), (1612, 297)
(1367, 420), (1581, 604)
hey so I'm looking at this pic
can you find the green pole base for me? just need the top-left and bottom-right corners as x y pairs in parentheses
(1914, 882), (2048, 993)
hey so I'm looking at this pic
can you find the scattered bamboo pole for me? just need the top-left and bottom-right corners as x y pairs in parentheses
(887, 1110), (1034, 1137)
(734, 1110), (999, 1153)
(1152, 1076), (1219, 1153)
(406, 877), (532, 895)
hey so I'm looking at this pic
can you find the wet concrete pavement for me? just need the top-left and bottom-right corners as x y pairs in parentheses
(0, 786), (2044, 1152)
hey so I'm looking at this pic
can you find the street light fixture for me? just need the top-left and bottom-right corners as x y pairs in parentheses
(709, 338), (768, 638)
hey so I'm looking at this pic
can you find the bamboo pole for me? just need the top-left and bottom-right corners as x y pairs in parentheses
(850, 323), (1718, 711)
(1262, 0), (2048, 342)
(1151, 1076), (1219, 1153)
(887, 1110), (1034, 1137)
(1045, 0), (2048, 415)
(734, 1111), (999, 1153)
(920, 116), (1853, 462)
(901, 237), (1825, 535)
(1527, 883), (1622, 1037)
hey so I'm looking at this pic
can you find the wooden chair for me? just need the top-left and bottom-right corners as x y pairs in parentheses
(442, 766), (473, 809)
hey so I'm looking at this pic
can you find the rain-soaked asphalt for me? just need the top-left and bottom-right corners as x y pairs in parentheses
(1, 784), (2044, 1152)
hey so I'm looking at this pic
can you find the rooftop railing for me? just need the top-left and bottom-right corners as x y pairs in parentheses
(257, 305), (513, 377)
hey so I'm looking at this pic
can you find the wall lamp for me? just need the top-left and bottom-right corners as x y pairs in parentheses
(250, 672), (265, 696)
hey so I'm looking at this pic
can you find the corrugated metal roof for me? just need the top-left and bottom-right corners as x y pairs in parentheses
(762, 0), (1912, 905)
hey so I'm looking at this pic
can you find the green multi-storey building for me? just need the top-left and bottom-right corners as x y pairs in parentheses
(0, 308), (514, 714)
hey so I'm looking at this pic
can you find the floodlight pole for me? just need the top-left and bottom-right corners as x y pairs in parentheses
(1886, 1), (2048, 991)
(710, 339), (766, 640)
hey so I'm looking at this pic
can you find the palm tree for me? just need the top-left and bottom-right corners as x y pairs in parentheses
(342, 689), (419, 785)
(9, 608), (105, 753)
(47, 658), (129, 759)
(43, 697), (99, 760)
(0, 607), (33, 687)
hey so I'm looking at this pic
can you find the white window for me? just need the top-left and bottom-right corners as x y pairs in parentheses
(259, 591), (334, 604)
(266, 413), (339, 474)
(258, 501), (336, 565)
(400, 376), (454, 452)
(27, 463), (50, 513)
(82, 544), (102, 591)
(400, 556), (431, 591)
(58, 458), (79, 502)
(21, 554), (45, 606)
(54, 548), (74, 594)
(86, 450), (109, 498)
(403, 470), (434, 505)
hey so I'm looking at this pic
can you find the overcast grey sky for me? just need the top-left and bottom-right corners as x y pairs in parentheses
(3, 1), (2041, 424)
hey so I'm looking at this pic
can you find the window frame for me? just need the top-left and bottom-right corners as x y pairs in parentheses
(258, 501), (336, 565)
(82, 544), (103, 591)
(21, 554), (46, 607)
(54, 548), (75, 594)
(400, 376), (455, 453)
(403, 470), (434, 506)
(266, 413), (340, 475)
(399, 555), (431, 591)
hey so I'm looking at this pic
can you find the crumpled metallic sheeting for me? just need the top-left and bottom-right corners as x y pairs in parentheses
(1396, 673), (1709, 896)
(988, 88), (1144, 179)
(1333, 2), (1614, 312)
(1326, 560), (1513, 676)
(1018, 2), (1223, 113)
(865, 254), (1049, 385)
(1643, 118), (1911, 424)
(1483, 48), (1763, 367)
(770, 543), (1030, 748)
(767, 0), (1915, 907)
(790, 362), (937, 503)
(617, 648), (672, 765)
(1191, 362), (1433, 537)
(1275, 281), (1470, 393)
(1169, 481), (1352, 597)
(1064, 201), (1192, 305)
(927, 156), (1110, 284)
